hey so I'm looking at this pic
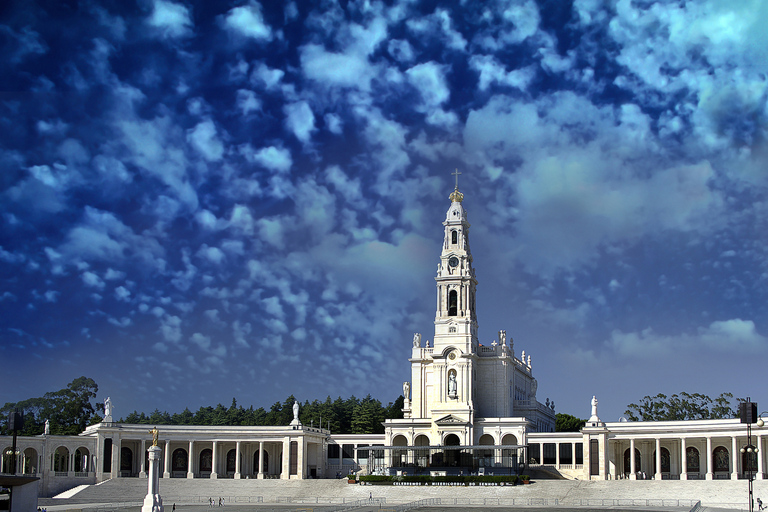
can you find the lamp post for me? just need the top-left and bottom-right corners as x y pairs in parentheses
(740, 400), (758, 512)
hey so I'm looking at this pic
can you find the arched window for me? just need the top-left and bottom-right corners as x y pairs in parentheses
(253, 450), (268, 475)
(172, 448), (188, 472)
(623, 448), (641, 475)
(451, 230), (458, 244)
(226, 449), (236, 474)
(686, 446), (700, 472)
(199, 449), (212, 472)
(448, 290), (457, 316)
(713, 446), (729, 472)
(653, 447), (670, 473)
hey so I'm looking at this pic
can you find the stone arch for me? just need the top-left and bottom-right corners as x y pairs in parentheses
(2, 446), (14, 473)
(226, 449), (236, 474)
(623, 448), (640, 475)
(74, 446), (90, 473)
(501, 434), (518, 467)
(53, 446), (70, 472)
(392, 435), (408, 468)
(199, 448), (213, 473)
(451, 230), (458, 244)
(448, 290), (457, 316)
(253, 449), (268, 475)
(120, 446), (133, 473)
(413, 435), (430, 468)
(443, 433), (462, 467)
(653, 447), (671, 474)
(478, 434), (495, 467)
(713, 446), (729, 472)
(172, 448), (188, 473)
(686, 446), (700, 473)
(501, 434), (518, 445)
(23, 447), (38, 474)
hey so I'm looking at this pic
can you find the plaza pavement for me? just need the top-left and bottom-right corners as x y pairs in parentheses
(39, 477), (768, 512)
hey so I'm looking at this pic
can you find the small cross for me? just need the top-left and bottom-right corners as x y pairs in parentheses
(452, 168), (461, 189)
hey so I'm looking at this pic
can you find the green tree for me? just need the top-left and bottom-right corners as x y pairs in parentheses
(1, 376), (99, 435)
(556, 413), (586, 432)
(351, 395), (385, 434)
(625, 392), (738, 421)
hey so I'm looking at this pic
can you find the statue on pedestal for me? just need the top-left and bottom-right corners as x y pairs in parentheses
(588, 395), (602, 424)
(403, 381), (410, 400)
(44, 419), (50, 435)
(290, 400), (302, 426)
(413, 333), (421, 347)
(149, 426), (159, 447)
(104, 397), (112, 418)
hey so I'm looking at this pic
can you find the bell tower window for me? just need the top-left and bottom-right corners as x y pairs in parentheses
(451, 230), (458, 244)
(448, 290), (457, 316)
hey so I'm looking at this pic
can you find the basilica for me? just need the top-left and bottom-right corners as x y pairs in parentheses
(2, 184), (764, 497)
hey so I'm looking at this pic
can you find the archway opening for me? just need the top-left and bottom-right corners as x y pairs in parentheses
(226, 449), (236, 475)
(172, 448), (188, 474)
(713, 446), (729, 473)
(623, 448), (641, 476)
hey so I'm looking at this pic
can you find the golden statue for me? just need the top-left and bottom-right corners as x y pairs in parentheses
(149, 426), (159, 447)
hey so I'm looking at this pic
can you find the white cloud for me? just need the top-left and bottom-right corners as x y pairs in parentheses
(609, 319), (767, 358)
(147, 0), (193, 39)
(196, 244), (225, 265)
(470, 55), (535, 91)
(114, 286), (131, 301)
(283, 101), (316, 144)
(250, 62), (284, 90)
(187, 119), (224, 162)
(58, 207), (165, 269)
(236, 89), (261, 116)
(81, 271), (105, 289)
(242, 145), (292, 173)
(223, 2), (272, 40)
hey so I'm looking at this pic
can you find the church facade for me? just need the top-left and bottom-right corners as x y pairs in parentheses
(2, 184), (765, 495)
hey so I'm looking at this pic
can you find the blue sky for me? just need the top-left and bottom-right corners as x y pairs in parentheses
(2, 0), (767, 423)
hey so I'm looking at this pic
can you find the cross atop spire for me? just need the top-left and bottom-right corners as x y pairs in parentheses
(449, 168), (464, 203)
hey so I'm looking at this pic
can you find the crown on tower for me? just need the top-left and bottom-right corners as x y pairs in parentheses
(449, 168), (464, 203)
(449, 187), (464, 203)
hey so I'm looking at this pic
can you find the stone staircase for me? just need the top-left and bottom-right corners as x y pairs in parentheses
(38, 475), (768, 510)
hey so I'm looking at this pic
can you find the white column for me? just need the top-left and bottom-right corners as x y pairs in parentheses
(680, 438), (687, 480)
(555, 442), (561, 468)
(234, 441), (242, 479)
(281, 437), (290, 479)
(112, 437), (121, 479)
(705, 437), (713, 480)
(655, 438), (662, 480)
(258, 442), (264, 479)
(572, 442), (577, 467)
(163, 440), (170, 478)
(211, 441), (218, 479)
(757, 435), (764, 480)
(187, 441), (194, 479)
(732, 436), (739, 480)
(139, 440), (147, 477)
(629, 439), (636, 480)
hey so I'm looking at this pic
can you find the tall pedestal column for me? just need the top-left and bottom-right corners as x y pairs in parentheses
(141, 446), (164, 512)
